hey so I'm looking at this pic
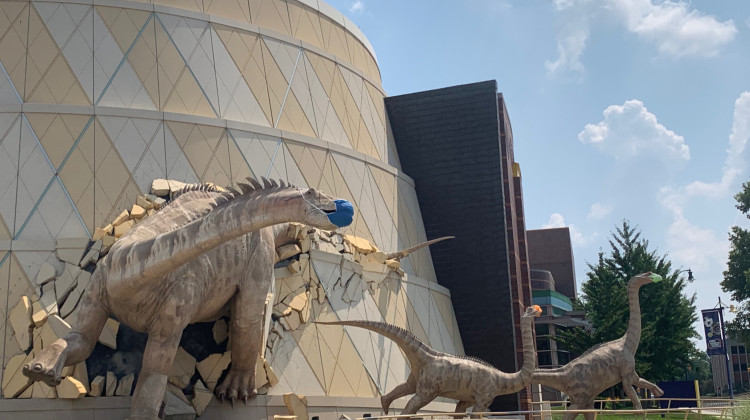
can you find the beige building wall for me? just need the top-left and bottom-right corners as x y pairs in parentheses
(0, 0), (463, 413)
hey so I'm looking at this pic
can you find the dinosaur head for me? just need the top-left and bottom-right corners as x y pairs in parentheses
(630, 272), (663, 288)
(299, 187), (354, 230)
(523, 305), (543, 319)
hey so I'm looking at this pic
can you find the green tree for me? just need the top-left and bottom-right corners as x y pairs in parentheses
(723, 180), (750, 343)
(556, 221), (699, 383)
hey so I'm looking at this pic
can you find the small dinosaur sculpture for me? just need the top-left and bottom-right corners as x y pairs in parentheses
(532, 272), (665, 420)
(23, 178), (354, 420)
(317, 305), (542, 416)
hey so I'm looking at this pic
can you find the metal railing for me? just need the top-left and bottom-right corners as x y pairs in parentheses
(354, 398), (740, 420)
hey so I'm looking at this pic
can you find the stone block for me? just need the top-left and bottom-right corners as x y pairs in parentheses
(169, 347), (196, 389)
(34, 262), (58, 286)
(164, 383), (196, 420)
(79, 246), (100, 269)
(46, 315), (72, 340)
(59, 289), (82, 322)
(31, 300), (48, 327)
(56, 264), (80, 307)
(112, 210), (130, 226)
(71, 362), (89, 393)
(130, 204), (146, 219)
(212, 319), (228, 344)
(92, 227), (108, 241)
(9, 296), (33, 351)
(151, 179), (171, 196)
(283, 393), (309, 420)
(191, 380), (212, 416)
(287, 291), (308, 313)
(196, 352), (231, 391)
(40, 281), (58, 316)
(2, 352), (34, 398)
(368, 251), (387, 264)
(89, 375), (105, 397)
(57, 376), (86, 398)
(105, 372), (117, 396)
(32, 381), (57, 399)
(386, 260), (401, 270)
(136, 195), (154, 210)
(287, 260), (301, 274)
(114, 220), (135, 238)
(300, 237), (311, 253)
(56, 247), (88, 266)
(77, 270), (92, 292)
(98, 318), (119, 350)
(277, 244), (302, 261)
(254, 356), (269, 389)
(264, 358), (278, 387)
(115, 373), (134, 396)
(151, 196), (166, 209)
(101, 235), (116, 253)
(343, 235), (378, 254)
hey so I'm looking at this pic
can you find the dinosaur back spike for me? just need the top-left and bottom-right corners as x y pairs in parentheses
(261, 177), (272, 188)
(385, 236), (455, 261)
(248, 177), (263, 190)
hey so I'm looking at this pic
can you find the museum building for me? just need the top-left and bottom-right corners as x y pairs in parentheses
(0, 1), (535, 418)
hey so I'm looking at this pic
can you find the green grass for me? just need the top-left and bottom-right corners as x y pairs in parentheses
(548, 413), (705, 420)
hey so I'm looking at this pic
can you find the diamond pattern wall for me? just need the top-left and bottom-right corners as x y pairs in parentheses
(0, 0), (461, 405)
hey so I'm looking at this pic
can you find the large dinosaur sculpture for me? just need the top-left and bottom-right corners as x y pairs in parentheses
(532, 272), (665, 420)
(317, 305), (542, 416)
(23, 178), (354, 420)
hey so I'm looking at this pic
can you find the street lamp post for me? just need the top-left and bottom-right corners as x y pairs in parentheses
(718, 297), (734, 399)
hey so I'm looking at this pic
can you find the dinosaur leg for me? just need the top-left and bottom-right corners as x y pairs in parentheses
(453, 400), (473, 418)
(23, 278), (109, 386)
(634, 376), (664, 397)
(216, 236), (274, 404)
(470, 397), (494, 418)
(128, 330), (182, 420)
(562, 403), (581, 420)
(622, 376), (643, 410)
(382, 376), (417, 414)
(401, 391), (437, 415)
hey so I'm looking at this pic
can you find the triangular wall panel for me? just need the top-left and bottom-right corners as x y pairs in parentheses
(0, 2), (28, 103)
(94, 7), (156, 110)
(24, 4), (89, 105)
(0, 113), (21, 237)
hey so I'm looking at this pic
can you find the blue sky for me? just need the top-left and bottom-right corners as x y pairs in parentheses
(328, 0), (750, 345)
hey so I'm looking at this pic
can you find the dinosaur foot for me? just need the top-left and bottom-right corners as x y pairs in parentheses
(381, 395), (391, 414)
(215, 368), (257, 406)
(22, 339), (67, 387)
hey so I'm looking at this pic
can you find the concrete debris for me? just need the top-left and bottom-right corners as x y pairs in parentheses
(169, 347), (196, 389)
(105, 372), (117, 396)
(164, 383), (196, 420)
(130, 204), (146, 220)
(9, 296), (33, 351)
(2, 352), (34, 398)
(196, 352), (231, 391)
(98, 318), (119, 350)
(114, 220), (135, 238)
(112, 210), (130, 226)
(35, 262), (58, 286)
(283, 393), (310, 420)
(115, 373), (134, 396)
(191, 379), (212, 416)
(32, 381), (57, 398)
(89, 376), (105, 397)
(277, 243), (302, 261)
(57, 377), (86, 399)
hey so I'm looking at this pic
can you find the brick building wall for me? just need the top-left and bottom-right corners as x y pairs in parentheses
(385, 81), (533, 412)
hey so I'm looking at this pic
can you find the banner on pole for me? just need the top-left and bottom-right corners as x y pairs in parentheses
(701, 309), (725, 356)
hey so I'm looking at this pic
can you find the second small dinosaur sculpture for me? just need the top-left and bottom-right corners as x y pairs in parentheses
(317, 305), (542, 415)
(532, 272), (665, 420)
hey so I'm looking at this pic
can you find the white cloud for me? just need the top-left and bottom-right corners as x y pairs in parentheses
(545, 26), (588, 78)
(349, 0), (364, 14)
(547, 0), (736, 76)
(658, 187), (728, 271)
(683, 92), (750, 198)
(656, 91), (750, 272)
(607, 0), (738, 58)
(579, 99), (690, 161)
(542, 213), (597, 247)
(588, 202), (612, 220)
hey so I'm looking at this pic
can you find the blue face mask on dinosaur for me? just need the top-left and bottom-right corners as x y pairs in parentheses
(328, 199), (354, 228)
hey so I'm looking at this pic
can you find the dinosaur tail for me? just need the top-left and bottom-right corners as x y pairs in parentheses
(314, 320), (435, 367)
(384, 236), (454, 261)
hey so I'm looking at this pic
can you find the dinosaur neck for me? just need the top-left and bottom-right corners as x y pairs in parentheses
(623, 279), (645, 354)
(107, 190), (303, 298)
(494, 315), (536, 394)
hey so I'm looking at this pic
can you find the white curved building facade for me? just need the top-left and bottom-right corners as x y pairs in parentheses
(0, 1), (463, 417)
